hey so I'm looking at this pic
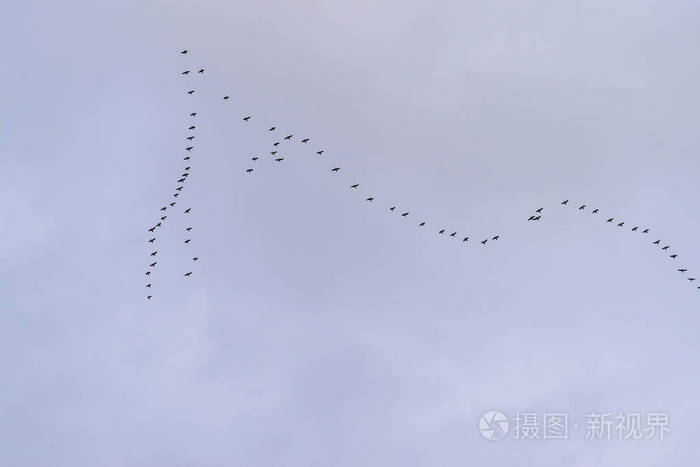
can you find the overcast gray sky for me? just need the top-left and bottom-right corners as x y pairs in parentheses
(2, 1), (699, 466)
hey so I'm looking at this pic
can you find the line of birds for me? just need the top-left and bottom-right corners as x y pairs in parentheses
(234, 116), (501, 246)
(144, 49), (202, 300)
(524, 200), (697, 290)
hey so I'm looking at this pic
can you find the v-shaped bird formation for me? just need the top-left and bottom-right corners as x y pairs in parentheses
(143, 49), (698, 299)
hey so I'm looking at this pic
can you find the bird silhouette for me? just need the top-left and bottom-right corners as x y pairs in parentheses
(401, 212), (409, 217)
(160, 216), (166, 221)
(528, 215), (535, 221)
(178, 178), (185, 183)
(389, 207), (396, 211)
(275, 158), (284, 162)
(186, 146), (193, 151)
(145, 271), (151, 276)
(182, 70), (190, 75)
(184, 239), (191, 244)
(419, 222), (425, 226)
(607, 218), (614, 223)
(146, 283), (151, 288)
(689, 278), (696, 282)
(271, 151), (277, 155)
(185, 208), (191, 213)
(662, 246), (670, 250)
(181, 49), (188, 54)
(269, 126), (276, 131)
(366, 197), (374, 201)
(632, 226), (638, 231)
(670, 254), (678, 259)
(198, 68), (204, 73)
(186, 136), (194, 141)
(536, 208), (543, 213)
(150, 262), (157, 267)
(188, 126), (195, 130)
(592, 209), (599, 214)
(273, 142), (280, 147)
(190, 112), (197, 117)
(185, 272), (192, 277)
(176, 187), (183, 191)
(679, 269), (688, 273)
(187, 90), (195, 95)
(617, 222), (624, 227)
(450, 232), (457, 237)
(579, 205), (586, 210)
(350, 184), (359, 188)
(316, 150), (324, 155)
(147, 295), (152, 300)
(170, 202), (176, 207)
(331, 167), (340, 172)
(492, 235), (500, 240)
(463, 236), (469, 242)
(184, 156), (190, 161)
(173, 193), (179, 198)
(243, 116), (251, 121)
(439, 230), (445, 234)
(481, 239), (488, 245)
(148, 227), (156, 232)
(284, 134), (292, 140)
(654, 240), (661, 245)
(534, 215), (541, 220)
(223, 96), (229, 100)
(561, 200), (569, 205)
(251, 157), (258, 161)
(184, 166), (190, 170)
(193, 257), (199, 261)
(643, 229), (649, 233)
(150, 251), (157, 256)
(301, 138), (309, 143)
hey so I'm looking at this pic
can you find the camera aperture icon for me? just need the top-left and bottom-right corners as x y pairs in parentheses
(479, 410), (510, 441)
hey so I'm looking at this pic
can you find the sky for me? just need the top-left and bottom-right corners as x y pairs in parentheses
(1, 1), (699, 465)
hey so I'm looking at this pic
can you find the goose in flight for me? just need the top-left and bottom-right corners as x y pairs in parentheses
(632, 226), (638, 231)
(156, 222), (161, 227)
(182, 70), (190, 75)
(419, 222), (425, 226)
(689, 278), (696, 282)
(439, 229), (445, 234)
(243, 116), (251, 121)
(170, 202), (176, 207)
(284, 134), (292, 140)
(528, 216), (535, 221)
(271, 151), (277, 155)
(183, 156), (190, 160)
(150, 262), (157, 267)
(185, 208), (191, 213)
(178, 178), (185, 183)
(186, 136), (194, 141)
(185, 272), (192, 277)
(450, 232), (457, 237)
(670, 254), (678, 259)
(160, 216), (166, 221)
(147, 295), (152, 300)
(653, 240), (661, 245)
(269, 126), (276, 131)
(331, 167), (340, 172)
(463, 236), (469, 242)
(146, 283), (151, 288)
(643, 229), (649, 233)
(316, 150), (324, 155)
(481, 239), (488, 245)
(148, 238), (155, 243)
(366, 197), (374, 201)
(186, 146), (193, 151)
(275, 158), (284, 162)
(176, 186), (183, 191)
(401, 212), (409, 217)
(273, 142), (280, 147)
(492, 235), (500, 240)
(679, 269), (687, 273)
(198, 68), (204, 73)
(617, 222), (624, 227)
(193, 257), (199, 261)
(389, 207), (396, 211)
(184, 239), (191, 244)
(190, 112), (197, 116)
(561, 200), (569, 205)
(536, 208), (543, 213)
(148, 226), (156, 232)
(145, 271), (151, 276)
(186, 227), (192, 231)
(223, 96), (229, 100)
(181, 49), (188, 54)
(188, 125), (195, 130)
(662, 245), (670, 250)
(251, 157), (258, 161)
(301, 138), (309, 143)
(579, 205), (586, 210)
(534, 215), (541, 220)
(350, 184), (359, 188)
(187, 90), (195, 95)
(160, 206), (167, 211)
(173, 193), (179, 198)
(592, 209), (599, 214)
(607, 218), (614, 223)
(150, 251), (158, 256)
(184, 166), (190, 170)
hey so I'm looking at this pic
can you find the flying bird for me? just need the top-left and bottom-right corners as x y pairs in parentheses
(528, 216), (535, 221)
(439, 230), (445, 234)
(632, 227), (638, 231)
(170, 202), (176, 207)
(184, 166), (190, 170)
(269, 126), (276, 131)
(186, 227), (192, 231)
(251, 157), (258, 161)
(284, 135), (292, 140)
(160, 216), (166, 221)
(273, 142), (280, 147)
(536, 208), (543, 213)
(182, 70), (190, 75)
(643, 229), (649, 233)
(316, 150), (324, 155)
(183, 156), (190, 160)
(186, 146), (193, 151)
(160, 206), (167, 211)
(350, 184), (359, 188)
(193, 257), (199, 261)
(331, 167), (340, 172)
(223, 96), (229, 100)
(463, 237), (469, 242)
(146, 284), (151, 288)
(450, 232), (457, 237)
(187, 90), (195, 95)
(301, 138), (309, 143)
(184, 239), (191, 244)
(579, 205), (586, 210)
(185, 208), (191, 213)
(481, 239), (488, 245)
(150, 251), (157, 256)
(662, 246), (670, 250)
(534, 215), (541, 220)
(176, 187), (183, 191)
(401, 212), (409, 217)
(275, 158), (284, 162)
(148, 227), (156, 232)
(147, 295), (152, 300)
(389, 207), (396, 211)
(173, 193), (179, 198)
(419, 222), (425, 226)
(679, 269), (687, 273)
(150, 262), (157, 267)
(592, 209), (599, 214)
(561, 200), (569, 205)
(617, 222), (624, 227)
(186, 136), (194, 141)
(246, 168), (254, 173)
(156, 222), (161, 227)
(689, 278), (696, 282)
(271, 151), (277, 156)
(145, 271), (151, 276)
(653, 240), (661, 245)
(188, 125), (195, 130)
(190, 112), (197, 117)
(243, 116), (251, 121)
(181, 49), (188, 54)
(178, 178), (185, 183)
(148, 238), (155, 243)
(607, 218), (614, 223)
(198, 68), (204, 73)
(492, 235), (500, 240)
(670, 254), (678, 259)
(366, 197), (374, 201)
(185, 272), (192, 277)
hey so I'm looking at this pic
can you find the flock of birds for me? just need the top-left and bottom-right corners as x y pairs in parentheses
(143, 49), (697, 299)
